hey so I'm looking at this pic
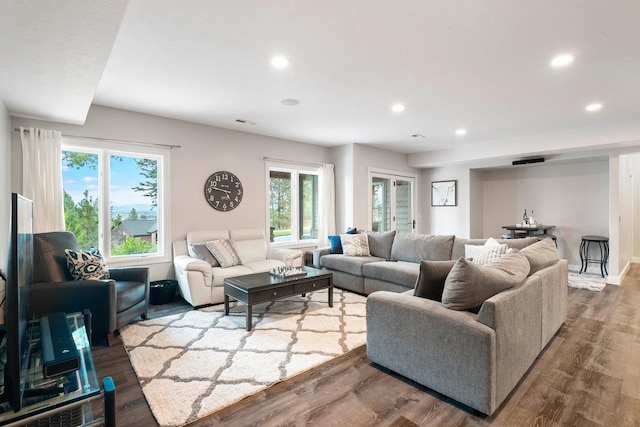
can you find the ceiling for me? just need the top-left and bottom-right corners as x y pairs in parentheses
(1, 1), (639, 167)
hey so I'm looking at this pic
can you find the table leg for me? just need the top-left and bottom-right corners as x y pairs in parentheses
(328, 286), (333, 307)
(511, 230), (516, 239)
(224, 295), (230, 315)
(246, 305), (252, 331)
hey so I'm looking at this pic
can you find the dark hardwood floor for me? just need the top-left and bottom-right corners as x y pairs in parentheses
(92, 266), (640, 426)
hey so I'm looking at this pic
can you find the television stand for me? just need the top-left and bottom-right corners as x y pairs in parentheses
(0, 312), (114, 426)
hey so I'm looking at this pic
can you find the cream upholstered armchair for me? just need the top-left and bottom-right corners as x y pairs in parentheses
(173, 228), (303, 307)
(29, 231), (150, 346)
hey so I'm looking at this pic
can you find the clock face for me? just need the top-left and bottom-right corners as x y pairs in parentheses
(204, 171), (243, 211)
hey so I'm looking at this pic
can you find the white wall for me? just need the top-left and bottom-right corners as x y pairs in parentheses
(421, 167), (471, 237)
(0, 100), (11, 324)
(11, 105), (333, 280)
(480, 159), (609, 268)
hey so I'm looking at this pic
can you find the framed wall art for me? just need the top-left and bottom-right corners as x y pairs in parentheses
(431, 180), (457, 206)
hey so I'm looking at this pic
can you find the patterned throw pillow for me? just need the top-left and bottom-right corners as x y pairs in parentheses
(65, 249), (110, 280)
(464, 238), (508, 265)
(205, 239), (241, 268)
(340, 233), (371, 256)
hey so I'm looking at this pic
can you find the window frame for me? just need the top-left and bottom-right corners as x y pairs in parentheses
(266, 161), (320, 247)
(61, 137), (171, 266)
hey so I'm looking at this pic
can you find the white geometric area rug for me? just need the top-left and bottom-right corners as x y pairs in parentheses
(568, 271), (607, 291)
(120, 289), (366, 427)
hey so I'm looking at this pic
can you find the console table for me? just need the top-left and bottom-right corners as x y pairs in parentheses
(0, 312), (115, 426)
(502, 224), (556, 239)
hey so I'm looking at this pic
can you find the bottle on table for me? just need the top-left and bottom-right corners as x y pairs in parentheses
(522, 209), (528, 226)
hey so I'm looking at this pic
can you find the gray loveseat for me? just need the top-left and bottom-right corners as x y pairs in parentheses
(313, 231), (539, 295)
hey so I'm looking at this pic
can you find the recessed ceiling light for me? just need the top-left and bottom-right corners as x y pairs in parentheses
(550, 54), (575, 68)
(392, 104), (405, 113)
(455, 129), (467, 136)
(271, 56), (290, 68)
(585, 103), (602, 112)
(281, 98), (300, 106)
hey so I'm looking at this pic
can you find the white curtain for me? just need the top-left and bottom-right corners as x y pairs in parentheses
(20, 127), (64, 232)
(317, 163), (336, 246)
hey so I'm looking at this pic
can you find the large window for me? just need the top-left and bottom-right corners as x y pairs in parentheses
(268, 164), (319, 244)
(62, 139), (169, 262)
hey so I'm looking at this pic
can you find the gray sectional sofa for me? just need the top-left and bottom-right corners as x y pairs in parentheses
(313, 230), (540, 295)
(315, 231), (568, 416)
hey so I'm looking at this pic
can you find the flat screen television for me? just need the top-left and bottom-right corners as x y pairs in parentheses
(1, 193), (34, 412)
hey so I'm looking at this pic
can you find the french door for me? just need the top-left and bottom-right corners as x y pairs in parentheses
(369, 172), (416, 233)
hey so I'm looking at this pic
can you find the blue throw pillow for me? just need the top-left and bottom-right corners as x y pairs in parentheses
(328, 235), (343, 254)
(346, 227), (357, 234)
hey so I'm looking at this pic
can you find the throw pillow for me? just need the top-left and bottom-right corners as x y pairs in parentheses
(340, 233), (371, 256)
(414, 259), (458, 302)
(442, 248), (530, 311)
(328, 235), (343, 254)
(65, 249), (110, 280)
(205, 239), (241, 268)
(189, 243), (220, 267)
(345, 227), (357, 234)
(521, 237), (559, 275)
(464, 239), (508, 265)
(364, 230), (396, 259)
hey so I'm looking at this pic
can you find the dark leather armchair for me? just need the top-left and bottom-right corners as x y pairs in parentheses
(30, 231), (150, 346)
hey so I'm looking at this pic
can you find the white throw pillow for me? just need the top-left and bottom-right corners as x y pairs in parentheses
(206, 239), (241, 268)
(465, 239), (508, 265)
(340, 233), (371, 256)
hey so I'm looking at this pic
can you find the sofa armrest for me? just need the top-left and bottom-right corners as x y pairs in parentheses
(30, 280), (117, 345)
(313, 247), (331, 268)
(173, 255), (213, 285)
(475, 275), (543, 409)
(109, 267), (149, 284)
(366, 291), (495, 415)
(267, 247), (303, 267)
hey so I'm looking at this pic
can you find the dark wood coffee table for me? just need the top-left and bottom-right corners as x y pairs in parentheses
(223, 266), (333, 331)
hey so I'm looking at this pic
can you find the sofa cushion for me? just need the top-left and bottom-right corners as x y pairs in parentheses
(391, 233), (455, 263)
(206, 239), (241, 268)
(364, 230), (396, 259)
(464, 239), (507, 265)
(363, 261), (420, 288)
(320, 254), (382, 276)
(64, 249), (110, 280)
(521, 237), (559, 275)
(341, 233), (371, 256)
(189, 243), (220, 267)
(452, 236), (538, 259)
(442, 249), (530, 311)
(413, 259), (458, 302)
(328, 235), (343, 254)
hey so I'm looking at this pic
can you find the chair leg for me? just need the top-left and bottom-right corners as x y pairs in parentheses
(141, 311), (148, 320)
(107, 332), (119, 347)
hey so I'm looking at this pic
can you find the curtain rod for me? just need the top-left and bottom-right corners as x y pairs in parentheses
(263, 156), (325, 168)
(14, 128), (181, 149)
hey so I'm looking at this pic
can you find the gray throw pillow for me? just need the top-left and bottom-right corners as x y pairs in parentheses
(521, 237), (559, 275)
(414, 259), (458, 302)
(364, 230), (396, 259)
(189, 243), (220, 267)
(442, 249), (530, 311)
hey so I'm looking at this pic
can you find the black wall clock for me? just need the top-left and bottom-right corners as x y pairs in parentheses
(204, 171), (243, 211)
